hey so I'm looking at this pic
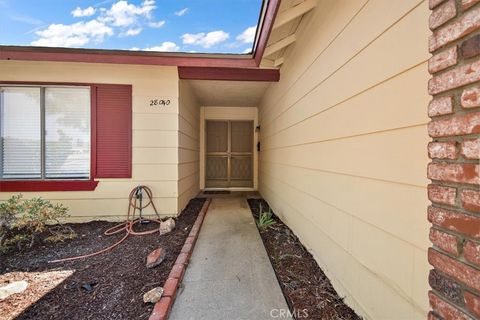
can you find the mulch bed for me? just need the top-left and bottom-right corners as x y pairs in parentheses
(247, 198), (361, 320)
(0, 198), (205, 320)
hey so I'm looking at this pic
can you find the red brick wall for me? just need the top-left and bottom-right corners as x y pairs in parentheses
(428, 0), (480, 319)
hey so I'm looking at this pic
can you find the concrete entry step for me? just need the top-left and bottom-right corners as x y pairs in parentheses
(197, 190), (262, 199)
(169, 196), (291, 320)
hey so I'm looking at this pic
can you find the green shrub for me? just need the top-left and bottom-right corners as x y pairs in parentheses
(0, 194), (24, 251)
(257, 203), (276, 231)
(17, 197), (69, 233)
(0, 194), (76, 252)
(0, 194), (23, 230)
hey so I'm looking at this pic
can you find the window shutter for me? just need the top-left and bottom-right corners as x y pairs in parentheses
(94, 84), (132, 178)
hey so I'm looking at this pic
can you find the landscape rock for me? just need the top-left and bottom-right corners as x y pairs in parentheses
(81, 282), (97, 292)
(143, 287), (163, 303)
(159, 218), (175, 235)
(146, 247), (166, 269)
(0, 281), (28, 300)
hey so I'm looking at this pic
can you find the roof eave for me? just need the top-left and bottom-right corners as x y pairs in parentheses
(0, 1), (281, 82)
(0, 45), (257, 68)
(0, 0), (280, 69)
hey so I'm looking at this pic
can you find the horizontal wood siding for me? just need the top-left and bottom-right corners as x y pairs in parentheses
(178, 80), (200, 211)
(0, 60), (180, 219)
(258, 1), (431, 319)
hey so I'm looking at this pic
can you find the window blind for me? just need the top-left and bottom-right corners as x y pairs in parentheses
(45, 87), (90, 179)
(0, 86), (91, 180)
(0, 87), (41, 179)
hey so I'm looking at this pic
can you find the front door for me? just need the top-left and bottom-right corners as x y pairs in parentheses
(205, 120), (253, 188)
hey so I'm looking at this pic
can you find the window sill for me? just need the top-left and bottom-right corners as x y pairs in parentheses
(0, 180), (99, 192)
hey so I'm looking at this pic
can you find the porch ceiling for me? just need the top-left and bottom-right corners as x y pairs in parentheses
(188, 80), (271, 107)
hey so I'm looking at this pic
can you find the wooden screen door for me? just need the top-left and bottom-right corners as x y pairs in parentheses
(205, 120), (253, 188)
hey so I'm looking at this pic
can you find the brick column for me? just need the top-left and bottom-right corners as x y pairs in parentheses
(427, 0), (480, 319)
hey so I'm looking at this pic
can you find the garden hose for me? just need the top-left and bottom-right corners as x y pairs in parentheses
(49, 186), (163, 263)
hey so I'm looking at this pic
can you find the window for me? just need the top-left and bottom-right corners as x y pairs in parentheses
(0, 85), (91, 180)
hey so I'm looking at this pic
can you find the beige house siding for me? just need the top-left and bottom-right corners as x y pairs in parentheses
(258, 0), (431, 319)
(178, 80), (201, 211)
(0, 60), (180, 220)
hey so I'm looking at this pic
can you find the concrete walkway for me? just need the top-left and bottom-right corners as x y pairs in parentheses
(169, 196), (290, 320)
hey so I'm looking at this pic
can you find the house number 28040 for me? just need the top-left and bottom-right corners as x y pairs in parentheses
(150, 99), (171, 106)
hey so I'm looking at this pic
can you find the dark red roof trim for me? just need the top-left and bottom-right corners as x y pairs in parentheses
(253, 0), (281, 66)
(0, 47), (256, 68)
(178, 66), (280, 82)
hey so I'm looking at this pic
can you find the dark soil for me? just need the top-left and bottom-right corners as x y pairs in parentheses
(0, 198), (205, 320)
(247, 198), (361, 320)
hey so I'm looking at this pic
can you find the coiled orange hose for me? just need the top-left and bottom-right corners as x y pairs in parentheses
(49, 186), (163, 263)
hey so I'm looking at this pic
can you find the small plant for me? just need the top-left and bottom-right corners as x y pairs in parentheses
(44, 227), (77, 243)
(257, 203), (276, 231)
(0, 194), (76, 252)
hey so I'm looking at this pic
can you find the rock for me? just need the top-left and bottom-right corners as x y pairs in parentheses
(159, 218), (175, 235)
(64, 281), (77, 290)
(146, 247), (166, 269)
(143, 287), (163, 303)
(0, 281), (28, 300)
(81, 282), (97, 292)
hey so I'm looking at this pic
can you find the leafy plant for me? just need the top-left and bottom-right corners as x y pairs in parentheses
(0, 194), (23, 226)
(257, 203), (276, 231)
(0, 194), (76, 252)
(2, 234), (29, 251)
(17, 197), (69, 232)
(0, 194), (24, 250)
(44, 224), (77, 244)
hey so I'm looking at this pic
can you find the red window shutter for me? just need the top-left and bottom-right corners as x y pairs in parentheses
(93, 84), (132, 178)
